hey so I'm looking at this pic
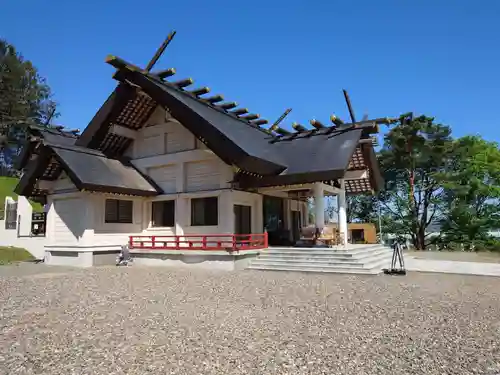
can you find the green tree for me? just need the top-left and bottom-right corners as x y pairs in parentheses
(437, 135), (500, 249)
(346, 195), (378, 223)
(378, 115), (453, 250)
(0, 39), (57, 173)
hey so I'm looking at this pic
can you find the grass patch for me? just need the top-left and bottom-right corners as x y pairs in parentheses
(0, 246), (35, 265)
(0, 176), (43, 219)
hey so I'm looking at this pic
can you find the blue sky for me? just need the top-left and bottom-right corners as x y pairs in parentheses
(3, 0), (500, 141)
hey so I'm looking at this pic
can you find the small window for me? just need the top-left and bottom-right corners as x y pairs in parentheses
(105, 199), (133, 224)
(151, 200), (175, 227)
(191, 197), (218, 226)
(351, 229), (365, 244)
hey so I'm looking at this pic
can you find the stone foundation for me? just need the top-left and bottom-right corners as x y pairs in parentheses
(130, 250), (260, 271)
(44, 245), (122, 267)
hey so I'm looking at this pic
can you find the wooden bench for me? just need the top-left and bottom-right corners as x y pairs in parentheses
(300, 226), (342, 247)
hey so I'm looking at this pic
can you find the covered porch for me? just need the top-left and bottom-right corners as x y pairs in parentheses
(258, 180), (349, 246)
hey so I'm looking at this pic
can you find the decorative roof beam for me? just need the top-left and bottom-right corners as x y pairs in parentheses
(172, 78), (194, 89)
(109, 124), (138, 140)
(342, 89), (357, 123)
(145, 30), (177, 72)
(310, 119), (325, 129)
(292, 122), (307, 132)
(231, 108), (248, 116)
(204, 95), (224, 104)
(251, 119), (268, 126)
(153, 68), (176, 79)
(240, 114), (260, 121)
(330, 115), (344, 127)
(105, 55), (143, 72)
(189, 87), (210, 97)
(217, 102), (238, 110)
(69, 129), (80, 135)
(55, 125), (64, 131)
(326, 117), (396, 136)
(359, 136), (378, 146)
(275, 127), (291, 136)
(344, 170), (369, 180)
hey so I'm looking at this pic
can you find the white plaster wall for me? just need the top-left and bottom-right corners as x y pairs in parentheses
(92, 194), (144, 246)
(133, 108), (197, 159)
(0, 196), (46, 259)
(127, 105), (234, 196)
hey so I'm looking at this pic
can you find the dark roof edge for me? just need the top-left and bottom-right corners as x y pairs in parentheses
(77, 183), (159, 197)
(14, 149), (52, 197)
(361, 144), (383, 192)
(50, 147), (162, 196)
(121, 157), (164, 194)
(236, 170), (347, 189)
(76, 84), (137, 149)
(120, 68), (286, 175)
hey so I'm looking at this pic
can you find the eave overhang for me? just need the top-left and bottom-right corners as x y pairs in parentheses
(116, 68), (286, 176)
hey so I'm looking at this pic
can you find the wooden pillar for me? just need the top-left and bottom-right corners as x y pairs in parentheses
(313, 183), (325, 230)
(338, 180), (348, 245)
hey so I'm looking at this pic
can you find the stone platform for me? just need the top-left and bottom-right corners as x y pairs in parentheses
(246, 244), (392, 274)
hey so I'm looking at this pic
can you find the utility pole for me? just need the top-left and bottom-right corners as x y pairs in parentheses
(378, 204), (383, 244)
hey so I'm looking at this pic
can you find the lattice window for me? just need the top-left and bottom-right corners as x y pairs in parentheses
(344, 178), (372, 194)
(347, 147), (366, 169)
(114, 93), (157, 130)
(98, 133), (131, 156)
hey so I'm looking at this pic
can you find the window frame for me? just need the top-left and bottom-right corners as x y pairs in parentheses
(151, 199), (176, 228)
(190, 197), (218, 226)
(104, 199), (134, 224)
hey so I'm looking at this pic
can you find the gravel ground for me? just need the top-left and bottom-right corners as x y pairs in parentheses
(408, 250), (500, 264)
(1, 265), (500, 375)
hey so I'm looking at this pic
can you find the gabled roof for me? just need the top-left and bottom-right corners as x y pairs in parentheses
(85, 58), (385, 193)
(120, 70), (287, 175)
(16, 125), (79, 170)
(16, 50), (390, 197)
(15, 142), (161, 197)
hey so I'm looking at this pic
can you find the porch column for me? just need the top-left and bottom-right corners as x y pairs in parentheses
(313, 183), (325, 230)
(338, 179), (348, 245)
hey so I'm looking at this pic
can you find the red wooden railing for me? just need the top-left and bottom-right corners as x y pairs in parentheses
(128, 233), (268, 251)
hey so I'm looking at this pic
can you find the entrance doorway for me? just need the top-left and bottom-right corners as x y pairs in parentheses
(263, 196), (290, 245)
(234, 204), (252, 235)
(291, 210), (301, 243)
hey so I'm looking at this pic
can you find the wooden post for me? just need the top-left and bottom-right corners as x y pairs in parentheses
(145, 31), (177, 72)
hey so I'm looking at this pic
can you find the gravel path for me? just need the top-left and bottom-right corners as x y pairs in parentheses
(1, 265), (500, 375)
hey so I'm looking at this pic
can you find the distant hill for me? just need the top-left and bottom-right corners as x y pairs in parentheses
(0, 177), (43, 218)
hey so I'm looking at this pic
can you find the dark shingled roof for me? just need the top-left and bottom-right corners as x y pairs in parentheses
(30, 125), (78, 146)
(121, 70), (287, 176)
(272, 129), (363, 176)
(49, 144), (161, 196)
(15, 54), (385, 197)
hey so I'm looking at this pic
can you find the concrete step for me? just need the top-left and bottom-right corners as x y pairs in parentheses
(252, 251), (391, 268)
(257, 249), (391, 262)
(249, 255), (391, 270)
(264, 246), (390, 258)
(247, 244), (393, 275)
(246, 264), (383, 274)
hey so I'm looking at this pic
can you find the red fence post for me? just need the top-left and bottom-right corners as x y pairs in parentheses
(264, 232), (268, 248)
(151, 236), (156, 249)
(129, 236), (134, 249)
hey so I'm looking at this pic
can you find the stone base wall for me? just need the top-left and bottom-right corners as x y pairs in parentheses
(130, 250), (259, 271)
